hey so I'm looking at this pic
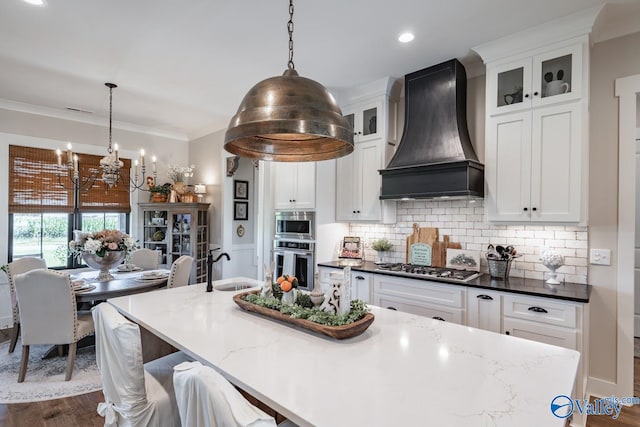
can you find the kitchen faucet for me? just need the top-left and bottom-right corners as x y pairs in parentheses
(206, 250), (231, 292)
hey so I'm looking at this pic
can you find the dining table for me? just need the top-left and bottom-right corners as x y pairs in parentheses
(71, 268), (170, 303)
(108, 277), (580, 427)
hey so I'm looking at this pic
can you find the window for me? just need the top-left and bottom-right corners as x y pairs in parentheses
(8, 145), (131, 268)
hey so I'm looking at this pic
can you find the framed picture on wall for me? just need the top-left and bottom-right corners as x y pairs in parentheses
(234, 201), (248, 220)
(234, 180), (249, 199)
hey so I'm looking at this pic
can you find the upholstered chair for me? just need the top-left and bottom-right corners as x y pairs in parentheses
(167, 256), (194, 288)
(13, 269), (94, 382)
(6, 257), (47, 353)
(173, 361), (297, 427)
(92, 303), (191, 427)
(130, 248), (160, 270)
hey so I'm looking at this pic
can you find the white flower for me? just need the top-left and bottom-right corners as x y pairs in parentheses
(83, 238), (103, 254)
(124, 236), (136, 249)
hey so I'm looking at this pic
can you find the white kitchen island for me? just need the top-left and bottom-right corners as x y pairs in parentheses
(108, 277), (580, 427)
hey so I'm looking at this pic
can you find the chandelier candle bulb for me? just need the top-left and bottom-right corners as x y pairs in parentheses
(114, 143), (119, 161)
(140, 149), (145, 168)
(73, 154), (78, 175)
(66, 142), (72, 164)
(56, 149), (62, 166)
(152, 156), (157, 173)
(134, 159), (139, 178)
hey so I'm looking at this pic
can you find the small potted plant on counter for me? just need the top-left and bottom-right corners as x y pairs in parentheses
(371, 238), (393, 264)
(149, 184), (171, 203)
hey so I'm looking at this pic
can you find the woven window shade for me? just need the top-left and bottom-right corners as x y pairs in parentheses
(9, 145), (132, 214)
(78, 154), (131, 212)
(9, 145), (74, 213)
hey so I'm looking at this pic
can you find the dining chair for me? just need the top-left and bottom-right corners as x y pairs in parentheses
(130, 248), (160, 270)
(13, 269), (94, 382)
(173, 361), (297, 427)
(167, 255), (194, 288)
(6, 257), (47, 353)
(92, 303), (192, 427)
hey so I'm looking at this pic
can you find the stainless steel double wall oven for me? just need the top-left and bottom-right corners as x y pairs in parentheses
(273, 211), (315, 291)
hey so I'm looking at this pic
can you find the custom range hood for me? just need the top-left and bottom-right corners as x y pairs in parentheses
(380, 59), (484, 199)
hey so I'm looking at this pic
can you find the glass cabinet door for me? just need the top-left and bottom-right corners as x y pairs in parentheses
(532, 43), (582, 106)
(488, 58), (532, 115)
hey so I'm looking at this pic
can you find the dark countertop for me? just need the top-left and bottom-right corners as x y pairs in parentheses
(318, 260), (592, 303)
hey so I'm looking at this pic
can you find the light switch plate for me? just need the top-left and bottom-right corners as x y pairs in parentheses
(590, 249), (611, 265)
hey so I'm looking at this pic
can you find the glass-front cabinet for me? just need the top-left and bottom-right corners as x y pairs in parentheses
(487, 42), (582, 115)
(342, 98), (383, 143)
(139, 203), (210, 284)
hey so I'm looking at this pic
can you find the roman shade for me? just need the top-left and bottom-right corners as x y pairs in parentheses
(9, 145), (131, 213)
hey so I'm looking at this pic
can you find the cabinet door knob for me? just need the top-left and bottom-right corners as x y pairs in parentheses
(355, 275), (365, 280)
(524, 93), (530, 98)
(532, 207), (537, 211)
(292, 200), (296, 203)
(358, 131), (362, 135)
(533, 91), (539, 96)
(477, 294), (494, 300)
(432, 316), (446, 322)
(528, 306), (548, 314)
(386, 307), (397, 311)
(356, 210), (361, 213)
(523, 207), (528, 212)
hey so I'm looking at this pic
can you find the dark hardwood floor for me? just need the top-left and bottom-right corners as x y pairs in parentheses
(0, 330), (638, 426)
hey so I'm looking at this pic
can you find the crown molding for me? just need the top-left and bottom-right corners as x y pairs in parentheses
(0, 98), (188, 142)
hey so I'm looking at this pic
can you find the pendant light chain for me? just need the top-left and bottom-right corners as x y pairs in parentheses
(287, 0), (295, 70)
(108, 84), (114, 154)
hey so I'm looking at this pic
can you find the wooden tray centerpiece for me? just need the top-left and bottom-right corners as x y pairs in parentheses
(233, 290), (374, 340)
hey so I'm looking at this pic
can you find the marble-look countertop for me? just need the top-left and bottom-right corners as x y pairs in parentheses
(318, 260), (592, 302)
(109, 278), (579, 427)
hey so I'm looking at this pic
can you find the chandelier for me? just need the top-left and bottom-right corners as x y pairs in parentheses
(56, 83), (156, 191)
(224, 0), (353, 162)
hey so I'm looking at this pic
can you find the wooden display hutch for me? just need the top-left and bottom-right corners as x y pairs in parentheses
(139, 203), (210, 284)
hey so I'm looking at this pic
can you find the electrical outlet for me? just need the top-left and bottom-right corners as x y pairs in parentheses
(589, 249), (611, 266)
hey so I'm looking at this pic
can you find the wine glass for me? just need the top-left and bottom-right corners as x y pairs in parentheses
(540, 249), (564, 285)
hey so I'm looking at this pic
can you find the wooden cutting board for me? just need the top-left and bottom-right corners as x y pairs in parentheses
(406, 224), (438, 266)
(431, 235), (462, 268)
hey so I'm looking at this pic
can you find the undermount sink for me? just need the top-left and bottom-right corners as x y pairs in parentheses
(213, 282), (255, 292)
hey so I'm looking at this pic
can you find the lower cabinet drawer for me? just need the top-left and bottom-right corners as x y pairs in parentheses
(376, 294), (465, 324)
(374, 275), (466, 308)
(503, 295), (578, 328)
(503, 317), (577, 350)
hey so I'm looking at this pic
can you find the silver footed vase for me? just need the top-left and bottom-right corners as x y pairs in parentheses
(82, 251), (126, 281)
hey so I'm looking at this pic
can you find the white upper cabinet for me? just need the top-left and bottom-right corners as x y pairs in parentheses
(474, 6), (597, 224)
(486, 43), (583, 116)
(273, 162), (316, 210)
(335, 77), (400, 223)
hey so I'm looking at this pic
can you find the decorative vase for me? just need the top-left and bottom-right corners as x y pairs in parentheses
(375, 251), (387, 264)
(281, 289), (297, 305)
(309, 282), (325, 307)
(82, 251), (126, 281)
(151, 193), (168, 203)
(540, 249), (564, 285)
(172, 181), (186, 196)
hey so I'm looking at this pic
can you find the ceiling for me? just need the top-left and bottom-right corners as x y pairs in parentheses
(0, 0), (638, 141)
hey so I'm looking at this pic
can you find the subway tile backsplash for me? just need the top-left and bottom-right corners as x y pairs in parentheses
(349, 199), (588, 284)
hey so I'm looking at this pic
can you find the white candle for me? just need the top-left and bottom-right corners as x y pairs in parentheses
(134, 159), (139, 178)
(140, 149), (145, 168)
(73, 154), (79, 175)
(66, 142), (72, 164)
(152, 155), (157, 172)
(56, 149), (62, 166)
(114, 143), (119, 161)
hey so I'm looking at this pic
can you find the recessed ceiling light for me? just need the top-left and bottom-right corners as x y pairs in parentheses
(398, 32), (415, 43)
(23, 0), (46, 6)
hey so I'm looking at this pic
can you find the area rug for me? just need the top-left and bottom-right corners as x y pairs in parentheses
(0, 339), (102, 403)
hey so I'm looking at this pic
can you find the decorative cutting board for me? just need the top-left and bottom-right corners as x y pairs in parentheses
(406, 224), (438, 266)
(431, 235), (462, 268)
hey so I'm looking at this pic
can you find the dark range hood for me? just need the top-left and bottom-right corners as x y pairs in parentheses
(380, 59), (484, 200)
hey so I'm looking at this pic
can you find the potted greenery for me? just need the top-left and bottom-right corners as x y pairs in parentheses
(149, 184), (171, 203)
(371, 238), (393, 264)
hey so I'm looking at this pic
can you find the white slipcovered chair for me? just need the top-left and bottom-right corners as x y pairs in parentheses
(130, 248), (159, 270)
(173, 361), (297, 427)
(92, 303), (192, 427)
(6, 257), (47, 353)
(167, 255), (194, 288)
(13, 269), (94, 382)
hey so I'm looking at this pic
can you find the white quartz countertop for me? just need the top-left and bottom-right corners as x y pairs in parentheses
(108, 277), (580, 427)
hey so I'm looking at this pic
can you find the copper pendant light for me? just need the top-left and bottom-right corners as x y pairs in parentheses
(224, 0), (353, 162)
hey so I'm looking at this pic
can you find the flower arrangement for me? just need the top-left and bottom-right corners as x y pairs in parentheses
(275, 275), (298, 292)
(168, 164), (195, 183)
(68, 229), (137, 260)
(371, 238), (393, 252)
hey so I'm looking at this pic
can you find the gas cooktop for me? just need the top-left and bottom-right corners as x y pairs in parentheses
(375, 263), (481, 283)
